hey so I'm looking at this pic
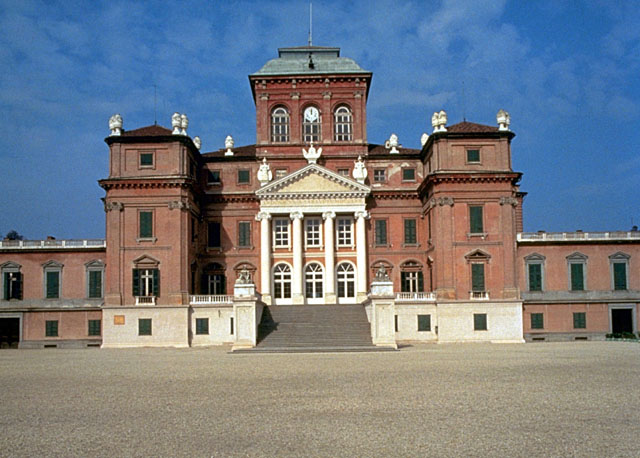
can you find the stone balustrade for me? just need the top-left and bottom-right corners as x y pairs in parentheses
(395, 292), (436, 301)
(135, 296), (156, 306)
(0, 239), (106, 250)
(518, 231), (640, 242)
(189, 295), (233, 305)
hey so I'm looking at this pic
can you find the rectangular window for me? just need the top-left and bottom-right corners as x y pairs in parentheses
(46, 271), (60, 298)
(207, 170), (221, 184)
(469, 206), (484, 233)
(238, 169), (250, 184)
(394, 315), (398, 333)
(132, 268), (159, 297)
(570, 263), (584, 291)
(528, 264), (542, 291)
(373, 169), (386, 182)
(401, 271), (424, 293)
(337, 217), (353, 246)
(208, 222), (221, 248)
(45, 320), (58, 337)
(471, 264), (485, 292)
(273, 218), (289, 247)
(417, 314), (431, 332)
(305, 218), (321, 247)
(195, 318), (209, 335)
(88, 270), (102, 298)
(404, 219), (417, 244)
(374, 219), (387, 245)
(238, 221), (251, 247)
(466, 149), (480, 163)
(3, 272), (22, 300)
(139, 152), (154, 167)
(573, 312), (586, 329)
(88, 319), (101, 336)
(275, 169), (287, 179)
(138, 318), (152, 336)
(191, 217), (197, 243)
(230, 317), (234, 335)
(613, 262), (627, 290)
(139, 211), (153, 239)
(337, 168), (350, 177)
(474, 313), (487, 331)
(531, 313), (544, 329)
(402, 168), (416, 181)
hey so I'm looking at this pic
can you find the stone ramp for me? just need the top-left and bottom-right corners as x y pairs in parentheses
(237, 304), (392, 353)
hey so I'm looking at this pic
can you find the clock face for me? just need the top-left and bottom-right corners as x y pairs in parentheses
(304, 106), (319, 122)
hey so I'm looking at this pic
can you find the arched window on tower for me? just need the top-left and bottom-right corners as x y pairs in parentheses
(334, 105), (352, 142)
(271, 106), (290, 143)
(302, 106), (321, 143)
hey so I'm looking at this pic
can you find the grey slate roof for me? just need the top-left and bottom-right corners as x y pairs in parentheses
(251, 46), (370, 77)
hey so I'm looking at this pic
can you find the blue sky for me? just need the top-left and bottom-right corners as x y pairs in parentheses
(1, 0), (639, 239)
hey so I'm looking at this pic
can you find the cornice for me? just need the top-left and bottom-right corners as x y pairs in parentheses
(99, 177), (194, 190)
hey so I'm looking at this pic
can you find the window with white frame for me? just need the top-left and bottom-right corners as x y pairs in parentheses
(302, 106), (321, 143)
(273, 218), (290, 247)
(133, 268), (159, 297)
(271, 106), (290, 142)
(1, 261), (22, 300)
(43, 261), (63, 299)
(85, 260), (104, 299)
(305, 218), (322, 247)
(400, 260), (424, 293)
(567, 252), (587, 291)
(273, 264), (292, 299)
(610, 252), (630, 290)
(334, 105), (352, 142)
(336, 263), (355, 298)
(305, 263), (324, 299)
(524, 253), (545, 292)
(336, 217), (353, 246)
(201, 263), (225, 295)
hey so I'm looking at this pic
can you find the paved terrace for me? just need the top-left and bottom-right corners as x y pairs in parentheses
(1, 342), (639, 457)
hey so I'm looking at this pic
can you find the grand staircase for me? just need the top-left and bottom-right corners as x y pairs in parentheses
(238, 304), (393, 352)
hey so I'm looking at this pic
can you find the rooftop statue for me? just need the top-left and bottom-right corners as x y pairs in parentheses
(257, 158), (273, 186)
(497, 109), (511, 131)
(303, 141), (322, 163)
(353, 155), (368, 184)
(108, 114), (123, 136)
(225, 135), (234, 156)
(385, 133), (399, 154)
(171, 112), (182, 135)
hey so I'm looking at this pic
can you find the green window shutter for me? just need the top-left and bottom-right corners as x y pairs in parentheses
(238, 222), (250, 247)
(400, 272), (408, 292)
(417, 272), (424, 292)
(89, 270), (102, 298)
(613, 263), (627, 290)
(528, 264), (542, 291)
(573, 312), (586, 329)
(46, 320), (58, 337)
(474, 313), (487, 331)
(417, 314), (431, 332)
(531, 313), (544, 329)
(471, 264), (485, 291)
(469, 206), (483, 233)
(46, 271), (59, 298)
(375, 220), (387, 245)
(196, 318), (209, 335)
(152, 269), (160, 297)
(201, 274), (208, 294)
(88, 319), (101, 336)
(3, 273), (8, 300)
(139, 212), (153, 238)
(132, 269), (140, 296)
(404, 219), (416, 244)
(138, 319), (152, 336)
(15, 272), (22, 300)
(467, 149), (480, 162)
(570, 263), (584, 291)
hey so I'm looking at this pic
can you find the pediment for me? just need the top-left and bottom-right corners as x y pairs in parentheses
(256, 164), (370, 199)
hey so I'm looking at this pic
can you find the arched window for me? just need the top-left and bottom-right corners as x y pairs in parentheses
(336, 263), (355, 299)
(201, 262), (226, 295)
(271, 106), (289, 142)
(273, 264), (292, 299)
(302, 106), (321, 143)
(305, 263), (324, 299)
(334, 105), (352, 142)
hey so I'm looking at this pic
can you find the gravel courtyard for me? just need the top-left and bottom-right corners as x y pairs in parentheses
(1, 342), (639, 457)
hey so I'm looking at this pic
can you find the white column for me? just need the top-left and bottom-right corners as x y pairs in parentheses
(355, 210), (369, 301)
(290, 211), (304, 304)
(256, 211), (271, 304)
(323, 211), (336, 303)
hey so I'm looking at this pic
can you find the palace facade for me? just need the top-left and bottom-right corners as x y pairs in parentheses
(1, 45), (638, 349)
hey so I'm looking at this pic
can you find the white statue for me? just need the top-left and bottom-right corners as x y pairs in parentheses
(384, 133), (399, 154)
(352, 155), (368, 184)
(193, 136), (201, 150)
(420, 132), (429, 147)
(432, 110), (447, 132)
(431, 112), (439, 131)
(497, 109), (511, 131)
(302, 141), (322, 164)
(225, 135), (234, 156)
(257, 158), (273, 186)
(171, 112), (182, 135)
(180, 113), (188, 135)
(108, 114), (123, 136)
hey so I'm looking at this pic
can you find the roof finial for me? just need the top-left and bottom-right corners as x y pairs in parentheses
(308, 1), (313, 47)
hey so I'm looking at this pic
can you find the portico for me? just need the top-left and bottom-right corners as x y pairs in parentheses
(255, 163), (371, 305)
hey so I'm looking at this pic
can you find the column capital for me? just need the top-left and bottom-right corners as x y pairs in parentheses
(322, 211), (336, 220)
(255, 211), (271, 221)
(290, 211), (304, 220)
(355, 210), (370, 220)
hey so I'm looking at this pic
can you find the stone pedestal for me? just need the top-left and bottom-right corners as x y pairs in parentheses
(369, 280), (397, 349)
(231, 283), (263, 350)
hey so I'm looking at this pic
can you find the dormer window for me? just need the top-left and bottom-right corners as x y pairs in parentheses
(334, 105), (352, 142)
(303, 106), (321, 143)
(271, 106), (289, 142)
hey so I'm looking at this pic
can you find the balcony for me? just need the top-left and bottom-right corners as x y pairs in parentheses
(0, 239), (106, 250)
(470, 291), (489, 300)
(189, 295), (233, 305)
(135, 296), (156, 306)
(395, 292), (436, 302)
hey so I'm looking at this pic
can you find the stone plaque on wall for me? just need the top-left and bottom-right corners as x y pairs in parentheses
(114, 315), (125, 325)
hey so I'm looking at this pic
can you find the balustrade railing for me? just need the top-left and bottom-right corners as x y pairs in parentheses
(518, 231), (640, 242)
(470, 291), (489, 300)
(395, 292), (436, 301)
(190, 295), (233, 305)
(135, 296), (156, 306)
(0, 239), (106, 249)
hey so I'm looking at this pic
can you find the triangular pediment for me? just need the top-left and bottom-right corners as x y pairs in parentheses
(256, 164), (370, 199)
